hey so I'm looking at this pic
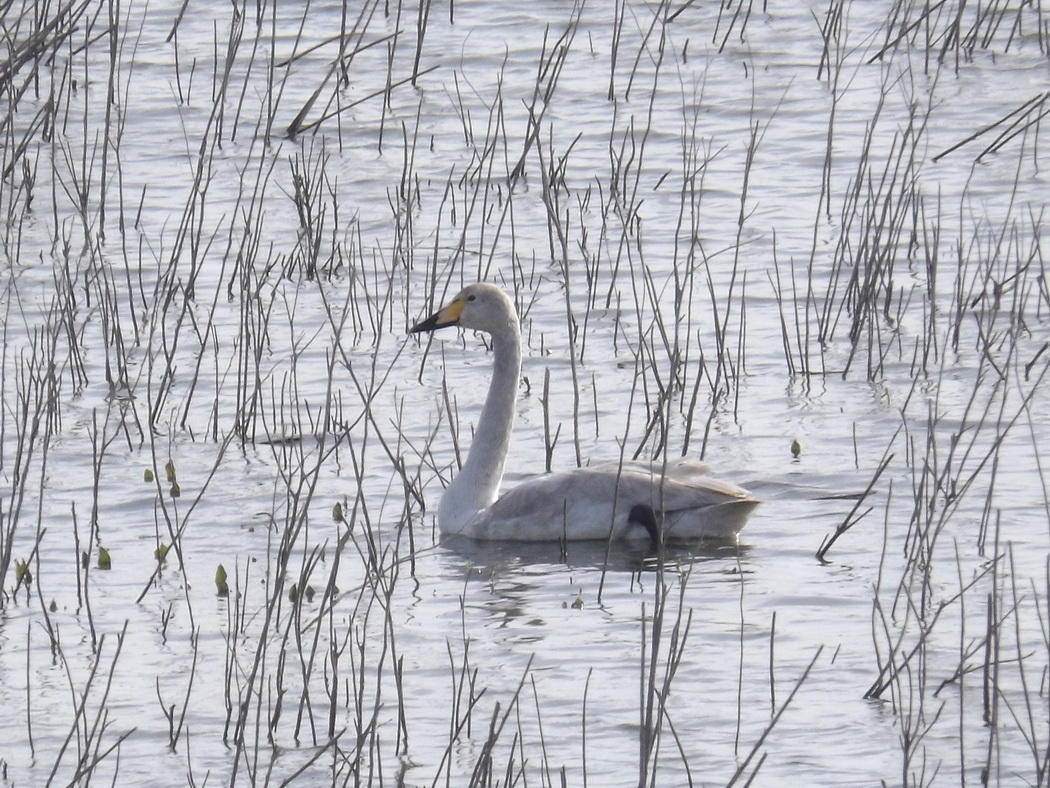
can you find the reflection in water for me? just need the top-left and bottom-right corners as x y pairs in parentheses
(439, 533), (750, 575)
(430, 533), (752, 648)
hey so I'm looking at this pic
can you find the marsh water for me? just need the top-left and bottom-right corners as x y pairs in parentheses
(1, 1), (1049, 785)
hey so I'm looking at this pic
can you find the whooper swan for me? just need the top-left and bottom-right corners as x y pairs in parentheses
(411, 283), (759, 542)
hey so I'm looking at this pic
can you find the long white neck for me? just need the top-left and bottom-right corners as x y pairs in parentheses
(439, 318), (521, 534)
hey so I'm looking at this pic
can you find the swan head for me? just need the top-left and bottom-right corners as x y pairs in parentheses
(411, 283), (518, 336)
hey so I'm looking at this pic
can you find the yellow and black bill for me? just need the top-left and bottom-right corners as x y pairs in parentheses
(410, 297), (465, 333)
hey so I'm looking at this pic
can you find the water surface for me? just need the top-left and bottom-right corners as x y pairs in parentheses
(1, 1), (1048, 785)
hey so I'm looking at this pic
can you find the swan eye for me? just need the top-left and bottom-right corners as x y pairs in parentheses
(467, 294), (476, 302)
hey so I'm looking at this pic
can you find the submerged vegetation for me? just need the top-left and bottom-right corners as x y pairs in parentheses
(0, 0), (1048, 784)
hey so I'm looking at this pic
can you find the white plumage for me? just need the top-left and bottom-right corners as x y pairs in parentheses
(411, 283), (759, 542)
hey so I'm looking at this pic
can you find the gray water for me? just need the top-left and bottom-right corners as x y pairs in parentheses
(1, 1), (1048, 785)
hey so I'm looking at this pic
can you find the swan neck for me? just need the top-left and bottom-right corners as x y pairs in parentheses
(440, 319), (521, 533)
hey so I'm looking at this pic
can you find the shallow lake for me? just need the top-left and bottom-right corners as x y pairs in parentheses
(1, 0), (1049, 785)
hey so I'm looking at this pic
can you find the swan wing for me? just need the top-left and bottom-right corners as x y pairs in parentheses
(459, 461), (757, 541)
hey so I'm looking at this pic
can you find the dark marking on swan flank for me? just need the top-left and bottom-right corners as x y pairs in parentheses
(628, 503), (660, 544)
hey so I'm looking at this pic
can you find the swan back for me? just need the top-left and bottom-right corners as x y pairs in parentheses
(465, 460), (758, 541)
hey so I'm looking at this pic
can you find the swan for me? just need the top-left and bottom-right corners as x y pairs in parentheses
(411, 282), (759, 542)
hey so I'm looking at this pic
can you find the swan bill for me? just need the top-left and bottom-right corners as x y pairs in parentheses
(411, 298), (465, 333)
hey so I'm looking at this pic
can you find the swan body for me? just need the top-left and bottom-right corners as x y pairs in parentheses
(411, 283), (759, 542)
